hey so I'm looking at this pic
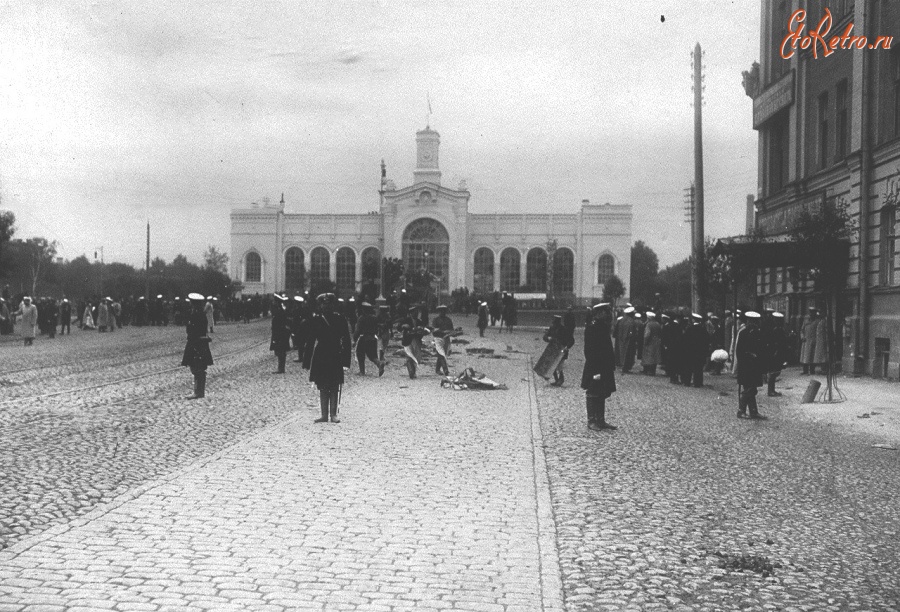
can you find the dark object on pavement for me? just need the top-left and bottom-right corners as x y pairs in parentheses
(440, 367), (508, 390)
(801, 379), (821, 404)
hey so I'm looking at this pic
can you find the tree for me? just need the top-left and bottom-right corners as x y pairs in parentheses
(203, 245), (229, 275)
(630, 240), (660, 304)
(0, 210), (15, 273)
(602, 274), (626, 305)
(23, 237), (58, 296)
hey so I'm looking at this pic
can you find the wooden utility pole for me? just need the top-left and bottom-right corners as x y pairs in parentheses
(692, 42), (706, 315)
(145, 222), (150, 300)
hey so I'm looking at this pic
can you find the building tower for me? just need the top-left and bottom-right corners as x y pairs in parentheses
(413, 127), (441, 185)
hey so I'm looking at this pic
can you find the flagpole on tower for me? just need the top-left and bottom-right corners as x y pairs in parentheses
(426, 91), (432, 128)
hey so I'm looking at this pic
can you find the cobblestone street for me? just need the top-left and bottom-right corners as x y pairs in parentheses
(0, 321), (898, 610)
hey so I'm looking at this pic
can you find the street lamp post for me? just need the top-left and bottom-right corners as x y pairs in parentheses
(94, 246), (105, 298)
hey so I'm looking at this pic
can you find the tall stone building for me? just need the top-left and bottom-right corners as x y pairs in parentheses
(230, 127), (632, 305)
(743, 0), (899, 377)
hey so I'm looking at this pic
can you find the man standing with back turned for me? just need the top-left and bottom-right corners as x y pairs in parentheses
(581, 302), (617, 430)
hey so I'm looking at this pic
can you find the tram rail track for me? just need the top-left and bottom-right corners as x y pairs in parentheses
(0, 338), (269, 408)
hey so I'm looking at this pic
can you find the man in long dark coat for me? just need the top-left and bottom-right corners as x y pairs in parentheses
(581, 302), (617, 430)
(765, 311), (790, 397)
(182, 293), (213, 399)
(291, 296), (310, 363)
(735, 311), (765, 419)
(682, 313), (710, 387)
(303, 293), (352, 424)
(354, 302), (384, 376)
(662, 313), (683, 384)
(270, 294), (292, 374)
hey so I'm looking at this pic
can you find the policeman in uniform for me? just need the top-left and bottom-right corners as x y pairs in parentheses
(182, 293), (213, 399)
(302, 293), (352, 423)
(270, 293), (291, 373)
(291, 296), (309, 363)
(765, 311), (790, 397)
(735, 310), (765, 419)
(581, 302), (617, 430)
(354, 302), (384, 376)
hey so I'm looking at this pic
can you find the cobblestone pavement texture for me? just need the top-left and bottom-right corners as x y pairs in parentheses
(1, 318), (899, 610)
(0, 321), (559, 611)
(517, 325), (900, 612)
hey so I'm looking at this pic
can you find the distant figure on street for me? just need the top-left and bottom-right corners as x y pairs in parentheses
(205, 296), (215, 333)
(59, 299), (72, 335)
(544, 314), (575, 386)
(431, 304), (455, 376)
(581, 302), (617, 430)
(800, 307), (819, 375)
(269, 294), (291, 374)
(765, 312), (789, 397)
(641, 312), (662, 375)
(735, 311), (765, 420)
(97, 299), (110, 332)
(682, 313), (710, 387)
(618, 307), (637, 373)
(182, 293), (213, 399)
(354, 302), (384, 376)
(15, 296), (38, 346)
(477, 301), (489, 337)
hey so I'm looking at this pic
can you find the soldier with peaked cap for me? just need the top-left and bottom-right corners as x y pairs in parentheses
(735, 311), (765, 419)
(302, 293), (352, 423)
(182, 293), (213, 399)
(354, 302), (384, 376)
(291, 295), (310, 363)
(618, 307), (637, 373)
(477, 301), (489, 337)
(581, 302), (617, 430)
(270, 294), (292, 374)
(682, 312), (710, 387)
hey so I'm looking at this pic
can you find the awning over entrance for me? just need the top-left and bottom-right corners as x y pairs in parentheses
(711, 235), (850, 270)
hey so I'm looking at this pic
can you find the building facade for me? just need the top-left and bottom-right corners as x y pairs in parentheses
(230, 127), (632, 305)
(747, 0), (900, 377)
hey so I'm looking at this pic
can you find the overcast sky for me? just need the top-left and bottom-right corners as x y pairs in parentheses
(0, 0), (760, 270)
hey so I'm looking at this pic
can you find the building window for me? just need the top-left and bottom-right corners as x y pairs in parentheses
(769, 267), (777, 295)
(818, 91), (829, 170)
(361, 247), (381, 296)
(402, 218), (450, 296)
(836, 80), (848, 161)
(525, 248), (548, 292)
(473, 247), (495, 295)
(880, 206), (897, 286)
(552, 248), (575, 294)
(284, 247), (304, 293)
(767, 111), (789, 194)
(771, 0), (788, 82)
(245, 252), (261, 283)
(335, 247), (356, 297)
(597, 254), (615, 285)
(499, 248), (520, 292)
(309, 247), (330, 290)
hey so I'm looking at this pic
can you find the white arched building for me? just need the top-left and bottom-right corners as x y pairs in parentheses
(230, 127), (632, 304)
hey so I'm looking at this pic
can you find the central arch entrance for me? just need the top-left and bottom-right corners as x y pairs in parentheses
(402, 218), (450, 299)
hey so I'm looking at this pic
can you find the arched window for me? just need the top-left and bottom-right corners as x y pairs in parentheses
(500, 248), (520, 292)
(526, 248), (547, 292)
(473, 248), (495, 295)
(597, 254), (615, 285)
(245, 252), (261, 283)
(552, 248), (574, 294)
(284, 247), (304, 292)
(310, 247), (330, 289)
(880, 205), (897, 286)
(336, 247), (356, 297)
(361, 247), (381, 296)
(402, 218), (450, 296)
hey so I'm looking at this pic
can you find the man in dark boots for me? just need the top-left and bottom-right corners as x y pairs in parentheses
(302, 293), (351, 424)
(354, 302), (384, 376)
(431, 305), (455, 376)
(182, 293), (213, 399)
(735, 311), (765, 419)
(581, 302), (618, 430)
